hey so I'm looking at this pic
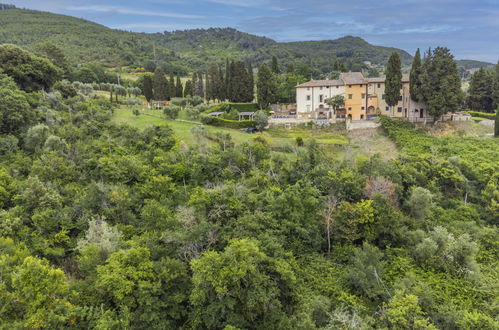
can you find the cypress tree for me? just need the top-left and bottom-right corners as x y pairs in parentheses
(271, 56), (279, 74)
(195, 73), (204, 98)
(410, 49), (423, 102)
(493, 62), (499, 109)
(225, 58), (230, 101)
(257, 63), (277, 109)
(227, 61), (235, 101)
(176, 76), (183, 97)
(385, 52), (402, 113)
(205, 71), (212, 101)
(152, 68), (167, 100)
(421, 47), (463, 121)
(192, 73), (198, 97)
(495, 106), (499, 137)
(217, 65), (225, 101)
(142, 75), (153, 102)
(184, 80), (193, 97)
(467, 68), (494, 112)
(206, 63), (219, 101)
(229, 61), (249, 102)
(168, 72), (175, 100)
(246, 62), (254, 102)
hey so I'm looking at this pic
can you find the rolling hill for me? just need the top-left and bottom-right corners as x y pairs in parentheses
(2, 5), (484, 75)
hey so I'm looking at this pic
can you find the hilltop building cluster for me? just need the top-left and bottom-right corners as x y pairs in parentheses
(295, 72), (429, 122)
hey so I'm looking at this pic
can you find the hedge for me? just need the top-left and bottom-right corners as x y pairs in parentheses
(200, 115), (256, 129)
(204, 102), (259, 114)
(466, 111), (495, 120)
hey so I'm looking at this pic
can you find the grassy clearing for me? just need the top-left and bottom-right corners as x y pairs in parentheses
(112, 108), (350, 150)
(344, 128), (399, 161)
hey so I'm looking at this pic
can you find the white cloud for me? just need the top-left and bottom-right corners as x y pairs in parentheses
(68, 5), (203, 19)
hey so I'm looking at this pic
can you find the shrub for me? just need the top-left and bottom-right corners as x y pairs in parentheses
(406, 187), (433, 221)
(254, 111), (269, 131)
(465, 111), (495, 120)
(200, 114), (256, 129)
(163, 105), (180, 120)
(413, 226), (479, 279)
(295, 137), (304, 146)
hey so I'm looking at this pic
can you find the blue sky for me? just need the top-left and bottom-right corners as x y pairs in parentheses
(10, 0), (499, 62)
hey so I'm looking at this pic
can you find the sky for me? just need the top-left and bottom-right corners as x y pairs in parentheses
(9, 0), (499, 62)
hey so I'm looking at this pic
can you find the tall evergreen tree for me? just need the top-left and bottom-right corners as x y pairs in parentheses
(142, 75), (153, 102)
(217, 65), (225, 101)
(227, 61), (235, 101)
(495, 106), (499, 137)
(168, 72), (175, 100)
(467, 68), (494, 112)
(271, 56), (279, 74)
(195, 73), (204, 98)
(385, 52), (402, 114)
(421, 47), (463, 121)
(176, 76), (183, 97)
(257, 63), (277, 109)
(152, 68), (168, 101)
(228, 61), (250, 102)
(246, 62), (254, 102)
(493, 62), (499, 109)
(225, 58), (230, 101)
(184, 80), (193, 97)
(192, 73), (198, 97)
(206, 63), (220, 101)
(410, 49), (423, 102)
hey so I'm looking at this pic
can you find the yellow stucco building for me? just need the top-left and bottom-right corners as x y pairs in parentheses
(296, 72), (429, 122)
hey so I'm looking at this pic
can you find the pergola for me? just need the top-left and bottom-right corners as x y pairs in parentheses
(238, 112), (255, 121)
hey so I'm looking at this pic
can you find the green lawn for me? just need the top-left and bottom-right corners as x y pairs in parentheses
(112, 108), (350, 148)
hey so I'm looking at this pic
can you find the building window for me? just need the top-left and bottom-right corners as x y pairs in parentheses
(348, 85), (352, 88)
(348, 94), (353, 99)
(397, 107), (402, 112)
(319, 95), (323, 103)
(415, 109), (419, 113)
(306, 105), (311, 111)
(382, 94), (385, 100)
(306, 95), (311, 101)
(348, 107), (352, 111)
(320, 86), (323, 90)
(398, 95), (403, 101)
(361, 93), (366, 99)
(326, 86), (330, 88)
(307, 87), (310, 91)
(361, 106), (365, 110)
(385, 106), (389, 111)
(336, 86), (339, 89)
(360, 84), (363, 87)
(377, 83), (381, 88)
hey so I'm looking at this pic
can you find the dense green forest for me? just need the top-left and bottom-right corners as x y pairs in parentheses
(0, 39), (498, 329)
(0, 6), (413, 74)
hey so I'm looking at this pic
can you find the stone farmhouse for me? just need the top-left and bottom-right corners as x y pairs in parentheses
(295, 72), (429, 122)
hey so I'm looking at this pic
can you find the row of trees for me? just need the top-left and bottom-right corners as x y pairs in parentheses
(385, 47), (463, 121)
(467, 63), (499, 112)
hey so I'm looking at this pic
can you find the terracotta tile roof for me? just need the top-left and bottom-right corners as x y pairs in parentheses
(296, 73), (411, 89)
(339, 72), (366, 85)
(296, 79), (344, 88)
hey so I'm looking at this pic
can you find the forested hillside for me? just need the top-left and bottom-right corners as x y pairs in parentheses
(0, 41), (498, 328)
(0, 6), (412, 73)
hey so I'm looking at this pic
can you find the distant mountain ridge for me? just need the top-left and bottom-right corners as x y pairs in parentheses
(0, 5), (491, 74)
